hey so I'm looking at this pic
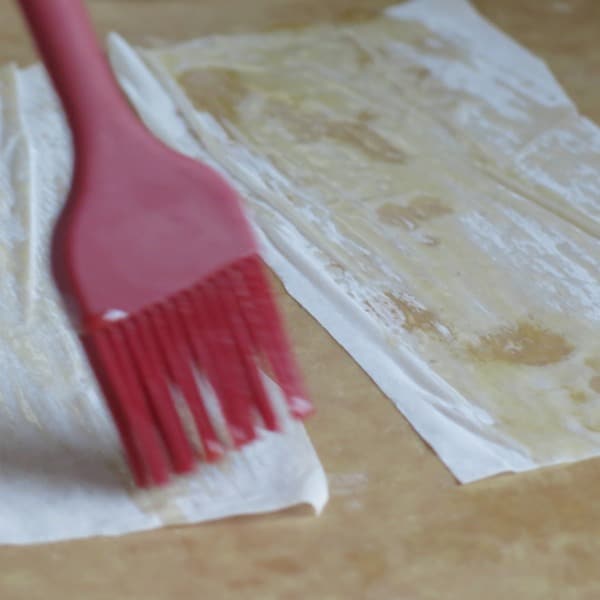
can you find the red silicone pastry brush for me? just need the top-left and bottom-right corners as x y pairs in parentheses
(17, 0), (312, 487)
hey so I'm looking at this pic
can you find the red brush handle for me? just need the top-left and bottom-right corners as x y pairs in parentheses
(17, 0), (135, 152)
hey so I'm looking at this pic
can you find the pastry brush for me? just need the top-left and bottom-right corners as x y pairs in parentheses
(18, 0), (312, 487)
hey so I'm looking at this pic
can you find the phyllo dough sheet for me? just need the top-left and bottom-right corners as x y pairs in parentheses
(108, 0), (600, 482)
(0, 62), (327, 546)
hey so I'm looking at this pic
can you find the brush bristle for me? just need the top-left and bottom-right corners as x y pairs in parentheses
(82, 256), (311, 487)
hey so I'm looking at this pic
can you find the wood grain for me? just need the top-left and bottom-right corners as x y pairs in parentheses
(0, 1), (599, 598)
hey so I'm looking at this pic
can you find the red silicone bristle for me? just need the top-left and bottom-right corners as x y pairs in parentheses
(88, 327), (170, 487)
(147, 304), (224, 462)
(121, 315), (195, 474)
(83, 332), (149, 486)
(237, 257), (313, 419)
(175, 291), (249, 447)
(216, 270), (279, 431)
(191, 282), (256, 447)
(173, 291), (228, 437)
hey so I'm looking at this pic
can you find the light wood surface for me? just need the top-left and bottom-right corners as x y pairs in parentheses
(1, 1), (599, 598)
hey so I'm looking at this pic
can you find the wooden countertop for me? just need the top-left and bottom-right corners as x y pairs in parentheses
(1, 1), (599, 598)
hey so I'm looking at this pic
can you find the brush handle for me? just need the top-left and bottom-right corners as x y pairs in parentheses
(18, 0), (136, 153)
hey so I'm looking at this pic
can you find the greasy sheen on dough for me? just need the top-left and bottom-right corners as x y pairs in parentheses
(110, 0), (600, 479)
